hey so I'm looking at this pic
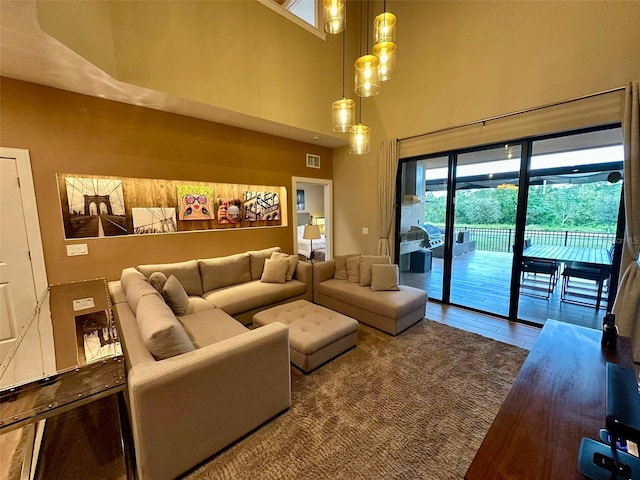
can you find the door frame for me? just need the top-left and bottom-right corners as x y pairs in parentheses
(0, 147), (56, 376)
(291, 177), (333, 260)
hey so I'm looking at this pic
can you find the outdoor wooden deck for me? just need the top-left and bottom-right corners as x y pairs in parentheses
(400, 250), (607, 330)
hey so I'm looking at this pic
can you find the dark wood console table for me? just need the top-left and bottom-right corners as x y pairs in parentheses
(465, 320), (635, 480)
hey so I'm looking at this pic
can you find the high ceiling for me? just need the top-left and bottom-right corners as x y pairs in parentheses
(0, 0), (345, 148)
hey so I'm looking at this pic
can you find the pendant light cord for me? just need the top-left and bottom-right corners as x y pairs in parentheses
(366, 0), (370, 52)
(341, 28), (345, 98)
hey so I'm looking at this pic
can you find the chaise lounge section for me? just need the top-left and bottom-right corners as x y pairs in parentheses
(313, 255), (428, 335)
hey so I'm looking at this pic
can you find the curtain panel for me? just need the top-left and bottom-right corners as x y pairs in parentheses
(614, 80), (640, 362)
(377, 140), (399, 257)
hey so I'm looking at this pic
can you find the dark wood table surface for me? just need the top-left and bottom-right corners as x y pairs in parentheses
(523, 245), (612, 266)
(465, 320), (634, 480)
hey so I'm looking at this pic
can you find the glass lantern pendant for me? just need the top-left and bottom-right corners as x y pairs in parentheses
(349, 124), (371, 154)
(354, 55), (380, 97)
(374, 12), (396, 44)
(323, 0), (345, 34)
(332, 97), (355, 133)
(372, 41), (396, 81)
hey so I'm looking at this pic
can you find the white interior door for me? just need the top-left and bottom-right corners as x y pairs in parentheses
(0, 148), (55, 388)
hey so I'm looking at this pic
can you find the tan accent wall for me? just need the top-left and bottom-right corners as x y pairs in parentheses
(1, 79), (332, 284)
(334, 0), (640, 256)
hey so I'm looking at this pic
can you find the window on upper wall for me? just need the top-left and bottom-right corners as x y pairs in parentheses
(268, 0), (319, 30)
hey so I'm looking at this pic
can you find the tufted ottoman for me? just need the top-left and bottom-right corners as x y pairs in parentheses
(253, 300), (358, 373)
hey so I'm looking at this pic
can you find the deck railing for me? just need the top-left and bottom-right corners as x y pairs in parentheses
(452, 227), (616, 253)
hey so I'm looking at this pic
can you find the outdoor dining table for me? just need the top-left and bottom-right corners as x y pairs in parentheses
(522, 244), (612, 266)
(523, 244), (612, 310)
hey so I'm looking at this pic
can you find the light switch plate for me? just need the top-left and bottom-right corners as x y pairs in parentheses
(66, 244), (88, 256)
(73, 297), (95, 311)
(362, 227), (369, 234)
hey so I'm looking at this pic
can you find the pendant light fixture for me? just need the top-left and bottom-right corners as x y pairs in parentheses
(354, 0), (379, 98)
(332, 29), (355, 132)
(349, 99), (371, 154)
(372, 0), (397, 81)
(373, 8), (396, 44)
(323, 0), (345, 34)
(372, 41), (396, 81)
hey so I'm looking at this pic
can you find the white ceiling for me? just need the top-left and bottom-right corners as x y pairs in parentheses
(0, 0), (346, 148)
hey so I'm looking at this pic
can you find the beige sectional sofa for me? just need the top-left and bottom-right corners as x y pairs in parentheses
(108, 247), (310, 480)
(313, 254), (428, 335)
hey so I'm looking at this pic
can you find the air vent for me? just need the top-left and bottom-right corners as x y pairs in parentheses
(306, 154), (320, 169)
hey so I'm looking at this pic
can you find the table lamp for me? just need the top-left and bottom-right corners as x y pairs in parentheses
(303, 224), (321, 263)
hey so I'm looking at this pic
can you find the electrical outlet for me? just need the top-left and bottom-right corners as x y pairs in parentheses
(66, 244), (88, 256)
(362, 227), (369, 234)
(73, 297), (95, 311)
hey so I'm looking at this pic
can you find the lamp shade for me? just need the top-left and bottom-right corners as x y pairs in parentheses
(332, 97), (356, 132)
(354, 54), (380, 97)
(374, 12), (396, 44)
(349, 124), (371, 154)
(372, 41), (396, 81)
(303, 224), (322, 240)
(323, 0), (345, 34)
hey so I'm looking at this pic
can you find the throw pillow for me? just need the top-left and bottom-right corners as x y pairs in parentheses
(247, 247), (282, 280)
(270, 252), (298, 281)
(162, 275), (189, 316)
(149, 271), (168, 293)
(359, 255), (391, 287)
(370, 264), (401, 291)
(334, 254), (359, 280)
(346, 256), (361, 283)
(261, 258), (289, 284)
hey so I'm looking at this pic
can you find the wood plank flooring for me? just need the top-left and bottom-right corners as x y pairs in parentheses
(427, 302), (541, 351)
(401, 250), (607, 330)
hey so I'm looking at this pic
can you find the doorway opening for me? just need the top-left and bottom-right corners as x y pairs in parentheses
(291, 177), (333, 262)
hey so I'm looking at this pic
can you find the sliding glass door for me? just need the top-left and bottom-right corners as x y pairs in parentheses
(450, 145), (521, 316)
(397, 125), (624, 328)
(398, 156), (448, 301)
(517, 129), (624, 328)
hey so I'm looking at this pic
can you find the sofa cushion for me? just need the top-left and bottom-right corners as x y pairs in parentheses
(121, 267), (147, 293)
(162, 275), (189, 316)
(248, 247), (282, 280)
(319, 279), (427, 320)
(149, 272), (168, 293)
(136, 294), (195, 360)
(123, 274), (161, 315)
(203, 279), (306, 316)
(370, 264), (400, 291)
(137, 260), (203, 296)
(270, 252), (298, 281)
(334, 254), (360, 280)
(199, 253), (251, 292)
(181, 296), (216, 316)
(177, 309), (248, 348)
(346, 256), (360, 283)
(261, 258), (289, 284)
(359, 255), (391, 287)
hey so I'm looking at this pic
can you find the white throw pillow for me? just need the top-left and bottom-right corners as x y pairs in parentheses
(370, 264), (401, 291)
(261, 258), (289, 284)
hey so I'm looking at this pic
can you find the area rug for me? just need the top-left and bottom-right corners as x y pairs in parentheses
(183, 320), (528, 480)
